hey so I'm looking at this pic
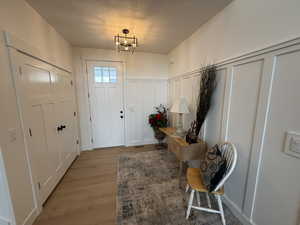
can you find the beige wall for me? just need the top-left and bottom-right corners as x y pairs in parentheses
(0, 0), (72, 71)
(168, 0), (300, 76)
(0, 0), (73, 225)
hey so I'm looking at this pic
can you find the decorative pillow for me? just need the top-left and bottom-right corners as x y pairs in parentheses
(209, 159), (227, 192)
(200, 145), (227, 192)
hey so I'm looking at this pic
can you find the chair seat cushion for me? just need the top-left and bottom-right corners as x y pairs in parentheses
(187, 168), (224, 195)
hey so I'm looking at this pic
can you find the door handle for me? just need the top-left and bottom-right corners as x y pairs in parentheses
(57, 125), (66, 132)
(57, 126), (63, 132)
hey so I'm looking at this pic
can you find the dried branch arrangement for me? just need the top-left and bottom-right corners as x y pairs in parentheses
(186, 64), (217, 144)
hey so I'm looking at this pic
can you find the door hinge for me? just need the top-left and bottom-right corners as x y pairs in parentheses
(29, 128), (32, 137)
(91, 138), (94, 143)
(90, 116), (92, 122)
(76, 139), (79, 145)
(70, 80), (73, 86)
(88, 92), (90, 98)
(38, 182), (41, 190)
(74, 111), (77, 117)
(19, 66), (22, 75)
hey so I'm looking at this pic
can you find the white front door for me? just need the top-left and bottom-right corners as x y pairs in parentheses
(87, 61), (125, 148)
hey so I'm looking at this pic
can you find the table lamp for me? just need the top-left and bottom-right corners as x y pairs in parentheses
(170, 97), (190, 136)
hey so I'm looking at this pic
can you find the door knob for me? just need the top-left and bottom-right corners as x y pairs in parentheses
(120, 110), (123, 114)
(120, 116), (123, 119)
(61, 125), (66, 129)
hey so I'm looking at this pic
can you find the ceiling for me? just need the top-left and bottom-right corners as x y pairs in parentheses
(26, 0), (232, 54)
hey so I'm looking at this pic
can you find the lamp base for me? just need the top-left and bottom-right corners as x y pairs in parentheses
(175, 113), (185, 137)
(175, 128), (185, 137)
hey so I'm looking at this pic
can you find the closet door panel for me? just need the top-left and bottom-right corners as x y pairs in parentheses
(52, 70), (77, 166)
(43, 103), (61, 173)
(29, 105), (54, 203)
(51, 72), (73, 101)
(62, 101), (77, 159)
(22, 65), (52, 104)
(53, 101), (68, 164)
(20, 64), (56, 203)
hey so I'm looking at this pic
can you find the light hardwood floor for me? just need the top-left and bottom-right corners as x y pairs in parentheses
(33, 145), (155, 225)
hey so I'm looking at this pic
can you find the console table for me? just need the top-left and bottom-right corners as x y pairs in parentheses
(159, 127), (207, 178)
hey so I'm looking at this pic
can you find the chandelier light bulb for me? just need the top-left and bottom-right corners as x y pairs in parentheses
(124, 46), (129, 51)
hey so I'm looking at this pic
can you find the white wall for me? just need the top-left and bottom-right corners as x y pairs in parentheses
(168, 0), (300, 76)
(168, 1), (300, 225)
(0, 1), (73, 225)
(169, 39), (300, 225)
(73, 48), (168, 150)
(0, 147), (13, 225)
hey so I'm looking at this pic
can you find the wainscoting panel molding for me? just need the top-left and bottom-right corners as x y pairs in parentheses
(168, 37), (300, 225)
(205, 68), (227, 146)
(0, 217), (11, 225)
(225, 59), (264, 213)
(125, 78), (168, 146)
(252, 47), (300, 225)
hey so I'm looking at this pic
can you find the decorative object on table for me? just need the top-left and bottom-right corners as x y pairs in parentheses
(170, 97), (190, 137)
(186, 64), (217, 144)
(186, 121), (198, 144)
(117, 150), (242, 225)
(148, 104), (168, 149)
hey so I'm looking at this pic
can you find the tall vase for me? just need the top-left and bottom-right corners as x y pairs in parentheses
(153, 127), (166, 149)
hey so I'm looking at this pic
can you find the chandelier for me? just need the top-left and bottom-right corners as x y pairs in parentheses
(114, 29), (138, 53)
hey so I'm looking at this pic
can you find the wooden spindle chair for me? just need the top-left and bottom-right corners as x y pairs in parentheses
(185, 142), (237, 225)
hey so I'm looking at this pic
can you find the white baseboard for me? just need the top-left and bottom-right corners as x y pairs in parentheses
(126, 139), (157, 147)
(0, 217), (11, 225)
(223, 195), (255, 225)
(22, 207), (39, 225)
(81, 140), (157, 150)
(80, 145), (94, 151)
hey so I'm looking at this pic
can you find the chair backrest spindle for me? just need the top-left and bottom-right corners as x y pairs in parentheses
(213, 142), (237, 192)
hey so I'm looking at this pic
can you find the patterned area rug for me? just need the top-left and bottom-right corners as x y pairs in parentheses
(117, 150), (242, 225)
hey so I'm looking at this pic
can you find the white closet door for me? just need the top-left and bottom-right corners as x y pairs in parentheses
(51, 71), (78, 163)
(16, 56), (78, 204)
(19, 63), (57, 203)
(61, 101), (77, 160)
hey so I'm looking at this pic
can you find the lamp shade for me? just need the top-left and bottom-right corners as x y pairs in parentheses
(170, 97), (190, 114)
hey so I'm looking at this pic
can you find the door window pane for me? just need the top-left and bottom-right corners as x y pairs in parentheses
(94, 67), (102, 83)
(102, 68), (110, 83)
(109, 68), (117, 83)
(94, 66), (117, 83)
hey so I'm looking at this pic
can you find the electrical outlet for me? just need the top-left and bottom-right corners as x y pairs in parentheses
(8, 128), (17, 143)
(284, 131), (300, 159)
